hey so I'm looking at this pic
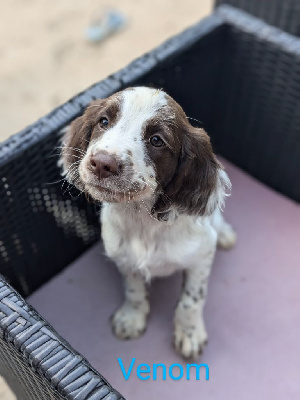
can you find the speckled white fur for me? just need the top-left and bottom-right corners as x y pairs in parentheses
(103, 191), (236, 358)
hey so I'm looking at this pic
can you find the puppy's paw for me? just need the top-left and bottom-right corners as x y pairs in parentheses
(173, 323), (208, 359)
(217, 224), (237, 250)
(111, 302), (148, 340)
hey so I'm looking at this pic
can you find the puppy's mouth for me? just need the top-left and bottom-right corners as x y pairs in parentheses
(79, 170), (149, 203)
(87, 179), (143, 195)
(86, 181), (148, 203)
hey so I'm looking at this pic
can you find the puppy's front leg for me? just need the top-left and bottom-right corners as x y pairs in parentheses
(111, 271), (149, 340)
(174, 259), (213, 359)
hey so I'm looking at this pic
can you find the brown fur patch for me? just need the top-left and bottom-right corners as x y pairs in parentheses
(144, 96), (220, 216)
(61, 95), (121, 186)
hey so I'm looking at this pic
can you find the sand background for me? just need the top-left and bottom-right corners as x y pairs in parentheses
(0, 0), (212, 397)
(0, 0), (212, 142)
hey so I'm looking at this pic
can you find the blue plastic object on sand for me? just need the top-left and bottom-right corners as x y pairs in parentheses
(85, 9), (127, 43)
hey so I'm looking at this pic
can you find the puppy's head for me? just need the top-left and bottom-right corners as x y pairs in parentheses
(61, 87), (230, 218)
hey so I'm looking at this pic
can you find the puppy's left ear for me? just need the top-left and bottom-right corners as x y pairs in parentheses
(154, 126), (231, 217)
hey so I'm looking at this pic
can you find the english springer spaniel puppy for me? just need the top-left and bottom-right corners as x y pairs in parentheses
(61, 87), (236, 359)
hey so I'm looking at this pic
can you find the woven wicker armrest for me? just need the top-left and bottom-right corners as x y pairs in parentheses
(0, 278), (124, 400)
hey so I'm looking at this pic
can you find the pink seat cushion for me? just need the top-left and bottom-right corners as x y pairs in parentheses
(28, 159), (300, 399)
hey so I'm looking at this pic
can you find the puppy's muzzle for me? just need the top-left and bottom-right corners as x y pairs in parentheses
(90, 152), (119, 179)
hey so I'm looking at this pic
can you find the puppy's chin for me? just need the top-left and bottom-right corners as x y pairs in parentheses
(77, 180), (152, 204)
(86, 186), (152, 203)
(84, 185), (123, 203)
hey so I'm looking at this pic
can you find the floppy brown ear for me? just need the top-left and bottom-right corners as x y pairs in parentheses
(153, 126), (230, 218)
(61, 99), (105, 172)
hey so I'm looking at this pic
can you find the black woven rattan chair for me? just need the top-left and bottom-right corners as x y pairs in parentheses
(0, 5), (299, 399)
(215, 0), (300, 36)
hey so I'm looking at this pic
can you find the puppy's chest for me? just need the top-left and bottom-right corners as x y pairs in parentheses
(101, 205), (215, 277)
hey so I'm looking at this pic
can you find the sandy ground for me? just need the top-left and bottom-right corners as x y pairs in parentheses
(0, 0), (212, 397)
(0, 0), (212, 142)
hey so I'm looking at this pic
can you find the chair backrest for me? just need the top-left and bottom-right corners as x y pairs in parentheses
(215, 0), (300, 36)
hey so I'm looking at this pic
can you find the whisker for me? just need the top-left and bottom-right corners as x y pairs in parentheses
(186, 116), (203, 126)
(57, 146), (86, 155)
(46, 177), (67, 185)
(55, 153), (83, 160)
(82, 138), (91, 144)
(65, 162), (81, 178)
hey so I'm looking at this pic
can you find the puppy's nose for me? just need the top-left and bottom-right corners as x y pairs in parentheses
(90, 153), (118, 179)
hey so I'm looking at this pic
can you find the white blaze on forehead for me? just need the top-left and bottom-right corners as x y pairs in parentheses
(120, 87), (168, 127)
(91, 87), (167, 157)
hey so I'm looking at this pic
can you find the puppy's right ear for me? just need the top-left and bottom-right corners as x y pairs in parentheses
(61, 99), (105, 172)
(153, 125), (230, 218)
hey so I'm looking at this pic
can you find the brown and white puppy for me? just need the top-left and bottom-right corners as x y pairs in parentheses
(61, 87), (236, 359)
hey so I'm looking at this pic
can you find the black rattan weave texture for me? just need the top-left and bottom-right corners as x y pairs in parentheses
(0, 279), (124, 400)
(215, 0), (300, 36)
(212, 6), (300, 200)
(0, 80), (122, 296)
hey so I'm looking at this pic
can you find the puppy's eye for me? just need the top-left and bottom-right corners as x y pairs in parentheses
(99, 117), (109, 127)
(149, 135), (164, 147)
